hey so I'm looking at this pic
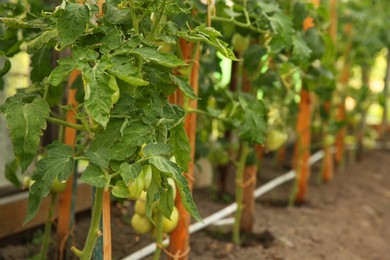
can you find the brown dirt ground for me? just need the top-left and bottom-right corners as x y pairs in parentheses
(0, 149), (389, 260)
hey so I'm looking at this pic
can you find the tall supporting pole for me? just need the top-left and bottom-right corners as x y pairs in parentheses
(168, 40), (200, 260)
(292, 0), (319, 203)
(322, 0), (337, 182)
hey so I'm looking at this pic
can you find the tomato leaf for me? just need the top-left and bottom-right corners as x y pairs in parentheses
(145, 167), (163, 220)
(27, 29), (58, 54)
(178, 24), (238, 61)
(1, 95), (50, 171)
(112, 180), (130, 198)
(169, 124), (191, 172)
(31, 48), (52, 82)
(80, 164), (107, 188)
(57, 3), (90, 47)
(149, 156), (201, 221)
(5, 159), (20, 188)
(82, 64), (116, 128)
(158, 182), (174, 219)
(47, 57), (76, 86)
(170, 75), (198, 100)
(165, 169), (202, 222)
(143, 144), (171, 157)
(238, 95), (267, 144)
(108, 63), (149, 87)
(132, 47), (187, 67)
(149, 156), (182, 176)
(25, 141), (74, 223)
(85, 149), (111, 169)
(119, 162), (142, 185)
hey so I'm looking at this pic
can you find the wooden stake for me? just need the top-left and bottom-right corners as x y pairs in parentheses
(322, 0), (337, 182)
(293, 89), (312, 202)
(335, 23), (353, 167)
(168, 40), (200, 260)
(292, 0), (318, 202)
(57, 70), (79, 259)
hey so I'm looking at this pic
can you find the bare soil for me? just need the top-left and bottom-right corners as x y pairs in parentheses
(0, 149), (389, 260)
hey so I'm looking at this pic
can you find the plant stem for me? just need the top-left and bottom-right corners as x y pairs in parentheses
(150, 0), (166, 40)
(232, 141), (249, 245)
(79, 187), (104, 260)
(47, 117), (86, 132)
(153, 211), (164, 260)
(211, 16), (267, 34)
(38, 193), (57, 260)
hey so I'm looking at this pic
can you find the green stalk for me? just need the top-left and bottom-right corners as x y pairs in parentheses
(153, 211), (164, 260)
(38, 193), (57, 260)
(72, 187), (104, 260)
(232, 141), (249, 245)
(47, 117), (86, 131)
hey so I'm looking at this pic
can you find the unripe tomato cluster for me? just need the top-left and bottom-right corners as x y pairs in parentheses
(129, 173), (179, 237)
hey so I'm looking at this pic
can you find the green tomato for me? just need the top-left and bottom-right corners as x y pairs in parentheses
(141, 165), (152, 191)
(127, 177), (144, 200)
(162, 206), (179, 233)
(232, 33), (250, 53)
(131, 213), (152, 234)
(344, 135), (356, 145)
(51, 178), (67, 194)
(266, 129), (288, 151)
(135, 198), (146, 216)
(323, 134), (335, 147)
(157, 42), (172, 53)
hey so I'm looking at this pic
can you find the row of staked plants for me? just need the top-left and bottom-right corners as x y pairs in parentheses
(1, 0), (390, 259)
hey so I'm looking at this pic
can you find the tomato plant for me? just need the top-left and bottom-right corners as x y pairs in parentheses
(0, 0), (237, 258)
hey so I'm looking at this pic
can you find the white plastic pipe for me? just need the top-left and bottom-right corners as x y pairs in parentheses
(122, 150), (325, 260)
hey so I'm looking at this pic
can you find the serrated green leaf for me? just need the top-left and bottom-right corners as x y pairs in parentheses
(149, 156), (182, 176)
(47, 57), (76, 86)
(0, 17), (47, 29)
(159, 183), (174, 219)
(112, 180), (130, 198)
(24, 141), (74, 223)
(238, 95), (267, 144)
(82, 65), (116, 128)
(108, 63), (149, 87)
(90, 120), (152, 161)
(104, 3), (131, 25)
(5, 159), (19, 188)
(143, 144), (171, 157)
(169, 124), (191, 172)
(170, 75), (198, 100)
(31, 48), (52, 82)
(119, 162), (142, 185)
(145, 167), (163, 220)
(178, 25), (238, 61)
(2, 95), (50, 171)
(85, 149), (111, 169)
(292, 33), (312, 63)
(57, 3), (90, 46)
(132, 47), (187, 67)
(80, 164), (107, 188)
(27, 29), (58, 54)
(101, 28), (122, 54)
(165, 168), (201, 222)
